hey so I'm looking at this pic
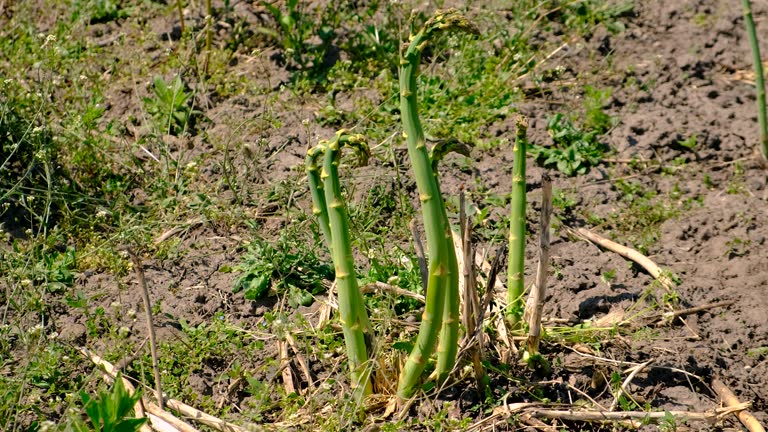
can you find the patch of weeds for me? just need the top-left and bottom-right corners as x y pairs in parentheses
(583, 85), (617, 134)
(726, 162), (747, 194)
(363, 250), (424, 315)
(128, 315), (262, 413)
(418, 34), (518, 149)
(258, 0), (339, 86)
(74, 0), (131, 24)
(724, 237), (751, 258)
(232, 233), (332, 306)
(530, 113), (608, 176)
(559, 0), (635, 35)
(1, 342), (87, 429)
(143, 76), (200, 136)
(337, 3), (401, 79)
(747, 346), (768, 358)
(607, 179), (680, 253)
(600, 268), (616, 284)
(676, 134), (698, 151)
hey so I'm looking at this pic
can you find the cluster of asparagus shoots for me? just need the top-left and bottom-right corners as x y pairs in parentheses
(306, 131), (374, 397)
(305, 9), (479, 401)
(305, 8), (551, 402)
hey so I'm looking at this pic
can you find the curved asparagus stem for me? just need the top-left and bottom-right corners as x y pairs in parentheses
(308, 130), (373, 397)
(507, 116), (528, 333)
(306, 144), (332, 249)
(396, 9), (479, 399)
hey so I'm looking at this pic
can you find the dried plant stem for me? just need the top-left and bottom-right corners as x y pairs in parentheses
(525, 173), (552, 355)
(146, 402), (199, 432)
(81, 347), (253, 432)
(496, 403), (750, 424)
(459, 192), (486, 393)
(609, 359), (653, 411)
(176, 0), (185, 35)
(569, 227), (677, 291)
(360, 281), (425, 303)
(712, 378), (766, 432)
(742, 0), (768, 161)
(127, 249), (165, 410)
(204, 0), (212, 75)
(278, 339), (296, 394)
(285, 332), (315, 391)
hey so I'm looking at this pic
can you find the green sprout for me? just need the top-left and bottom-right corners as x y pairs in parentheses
(507, 116), (528, 332)
(306, 130), (373, 397)
(395, 9), (478, 399)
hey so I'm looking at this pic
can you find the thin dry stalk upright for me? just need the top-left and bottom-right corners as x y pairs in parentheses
(127, 249), (165, 410)
(525, 173), (552, 355)
(459, 192), (486, 392)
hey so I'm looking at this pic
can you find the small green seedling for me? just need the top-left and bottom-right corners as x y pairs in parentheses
(75, 373), (146, 432)
(143, 75), (197, 136)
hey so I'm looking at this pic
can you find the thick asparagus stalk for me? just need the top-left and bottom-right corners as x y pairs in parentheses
(396, 9), (478, 399)
(507, 116), (528, 332)
(308, 130), (373, 397)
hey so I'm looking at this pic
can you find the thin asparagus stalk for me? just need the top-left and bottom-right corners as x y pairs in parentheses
(396, 9), (478, 399)
(742, 0), (768, 161)
(309, 130), (373, 397)
(306, 144), (332, 249)
(507, 116), (528, 333)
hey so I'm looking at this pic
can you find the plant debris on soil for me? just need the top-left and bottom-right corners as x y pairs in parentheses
(1, 0), (766, 431)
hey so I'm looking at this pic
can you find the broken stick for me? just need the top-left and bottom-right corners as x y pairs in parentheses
(568, 227), (677, 290)
(712, 378), (765, 432)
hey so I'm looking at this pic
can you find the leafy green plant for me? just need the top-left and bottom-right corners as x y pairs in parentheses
(232, 235), (332, 304)
(530, 113), (608, 176)
(82, 0), (130, 24)
(259, 0), (337, 84)
(583, 85), (616, 134)
(562, 0), (635, 35)
(143, 76), (198, 136)
(75, 374), (146, 432)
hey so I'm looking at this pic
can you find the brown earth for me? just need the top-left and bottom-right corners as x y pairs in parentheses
(28, 0), (767, 429)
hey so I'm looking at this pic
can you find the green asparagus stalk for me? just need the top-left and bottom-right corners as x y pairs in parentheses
(396, 9), (478, 399)
(307, 130), (373, 397)
(306, 144), (332, 249)
(507, 116), (528, 332)
(742, 0), (768, 161)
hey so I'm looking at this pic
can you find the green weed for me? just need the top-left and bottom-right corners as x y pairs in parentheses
(74, 373), (146, 432)
(531, 113), (608, 176)
(143, 76), (199, 136)
(232, 234), (332, 305)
